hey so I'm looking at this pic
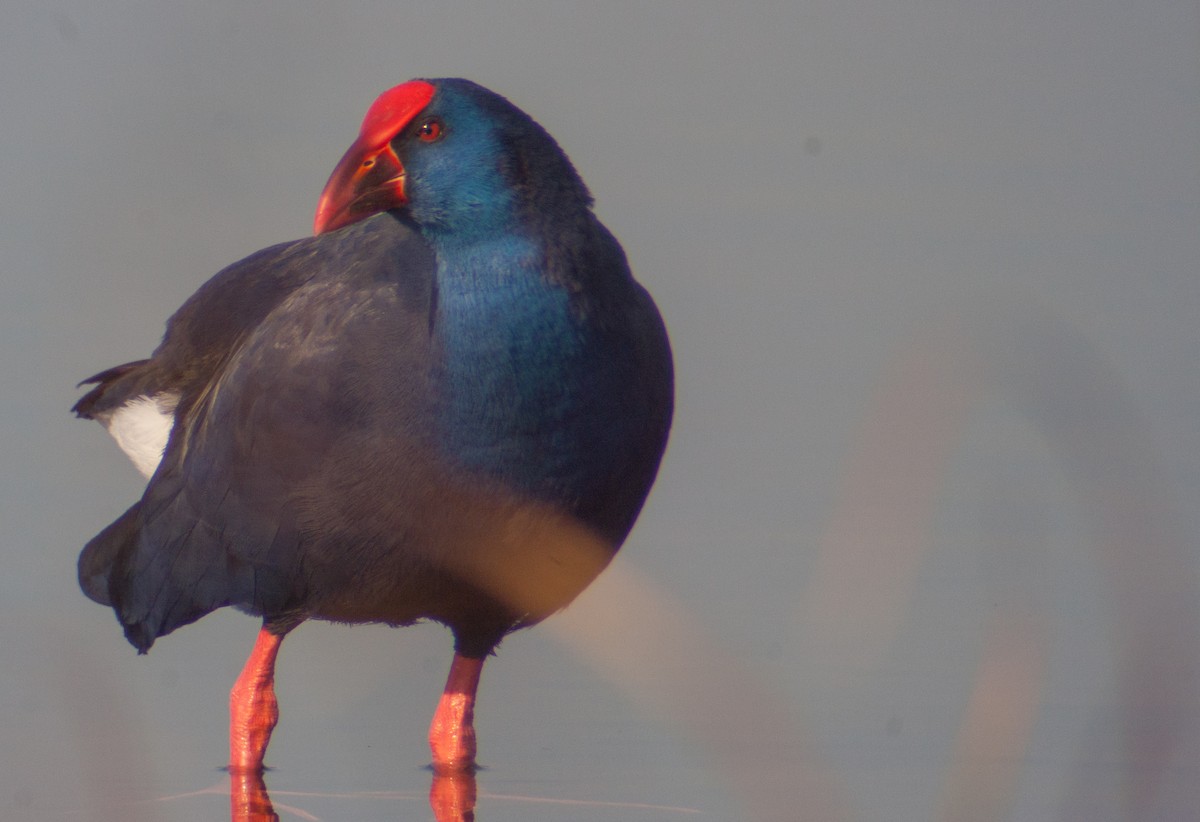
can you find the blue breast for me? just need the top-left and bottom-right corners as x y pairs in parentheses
(431, 234), (632, 513)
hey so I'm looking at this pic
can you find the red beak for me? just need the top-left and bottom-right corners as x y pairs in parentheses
(313, 80), (437, 235)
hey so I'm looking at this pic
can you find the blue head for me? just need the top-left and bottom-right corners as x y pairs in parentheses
(314, 78), (593, 245)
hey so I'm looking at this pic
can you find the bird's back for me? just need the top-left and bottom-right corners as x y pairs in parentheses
(80, 213), (439, 647)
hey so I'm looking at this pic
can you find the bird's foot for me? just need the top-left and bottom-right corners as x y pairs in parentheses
(429, 689), (477, 772)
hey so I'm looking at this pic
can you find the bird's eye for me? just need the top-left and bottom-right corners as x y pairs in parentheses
(416, 119), (443, 143)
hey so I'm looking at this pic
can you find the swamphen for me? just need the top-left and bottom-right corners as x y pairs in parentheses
(74, 78), (673, 772)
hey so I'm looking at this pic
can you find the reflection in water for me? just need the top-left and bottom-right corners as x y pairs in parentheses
(429, 771), (477, 822)
(221, 767), (702, 819)
(229, 770), (278, 822)
(229, 767), (477, 822)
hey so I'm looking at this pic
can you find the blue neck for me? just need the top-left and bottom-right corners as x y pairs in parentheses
(431, 232), (594, 497)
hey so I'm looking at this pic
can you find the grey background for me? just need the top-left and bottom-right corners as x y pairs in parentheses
(4, 2), (1198, 820)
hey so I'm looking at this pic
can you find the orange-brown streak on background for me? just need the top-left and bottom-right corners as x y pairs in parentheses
(443, 505), (850, 820)
(978, 305), (1200, 817)
(801, 318), (982, 669)
(548, 562), (853, 822)
(934, 609), (1050, 822)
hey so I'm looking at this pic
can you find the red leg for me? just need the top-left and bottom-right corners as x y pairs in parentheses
(428, 653), (485, 772)
(229, 626), (284, 773)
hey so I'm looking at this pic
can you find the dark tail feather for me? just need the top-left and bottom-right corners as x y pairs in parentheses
(78, 503), (141, 606)
(73, 359), (149, 419)
(80, 479), (288, 653)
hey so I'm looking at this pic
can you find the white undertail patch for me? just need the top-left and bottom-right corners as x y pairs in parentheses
(105, 394), (177, 479)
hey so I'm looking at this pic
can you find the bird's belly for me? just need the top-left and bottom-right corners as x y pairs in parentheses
(104, 393), (178, 479)
(298, 474), (616, 638)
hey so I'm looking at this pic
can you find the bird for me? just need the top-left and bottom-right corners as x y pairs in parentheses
(73, 78), (673, 773)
